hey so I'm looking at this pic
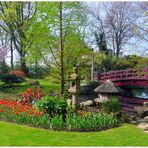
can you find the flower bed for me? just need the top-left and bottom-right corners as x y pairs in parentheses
(0, 99), (120, 132)
(20, 88), (43, 105)
(0, 99), (47, 127)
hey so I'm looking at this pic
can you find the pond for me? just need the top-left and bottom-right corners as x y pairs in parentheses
(131, 88), (148, 99)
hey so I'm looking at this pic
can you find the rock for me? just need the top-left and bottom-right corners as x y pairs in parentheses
(94, 98), (109, 103)
(134, 106), (144, 117)
(80, 100), (94, 107)
(138, 123), (148, 131)
(137, 119), (147, 124)
(143, 110), (148, 117)
(143, 102), (148, 108)
(131, 115), (137, 120)
(135, 106), (148, 117)
(94, 98), (100, 103)
(144, 116), (148, 120)
(144, 116), (148, 123)
(130, 121), (138, 125)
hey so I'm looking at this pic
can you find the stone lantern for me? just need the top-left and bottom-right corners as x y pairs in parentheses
(68, 66), (83, 109)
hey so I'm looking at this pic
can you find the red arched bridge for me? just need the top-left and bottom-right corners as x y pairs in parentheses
(97, 68), (148, 86)
(97, 68), (148, 111)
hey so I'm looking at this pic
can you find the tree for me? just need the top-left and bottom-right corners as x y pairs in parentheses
(0, 46), (9, 62)
(133, 2), (148, 42)
(87, 2), (139, 57)
(104, 2), (140, 57)
(0, 45), (10, 73)
(95, 32), (108, 54)
(25, 2), (89, 96)
(0, 2), (36, 74)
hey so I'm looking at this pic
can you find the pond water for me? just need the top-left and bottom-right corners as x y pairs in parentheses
(131, 88), (148, 99)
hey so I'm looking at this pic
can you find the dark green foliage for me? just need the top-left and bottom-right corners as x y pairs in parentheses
(95, 32), (108, 55)
(0, 74), (23, 86)
(80, 81), (101, 95)
(63, 84), (71, 99)
(0, 60), (10, 73)
(28, 65), (48, 79)
(97, 54), (144, 73)
(101, 97), (120, 114)
(37, 96), (68, 117)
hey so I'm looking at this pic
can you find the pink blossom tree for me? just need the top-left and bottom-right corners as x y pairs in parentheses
(0, 45), (9, 61)
(0, 45), (10, 73)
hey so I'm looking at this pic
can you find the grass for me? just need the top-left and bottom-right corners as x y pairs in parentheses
(0, 78), (60, 99)
(0, 121), (147, 146)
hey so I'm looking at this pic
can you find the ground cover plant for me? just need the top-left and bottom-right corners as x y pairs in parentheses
(101, 97), (120, 114)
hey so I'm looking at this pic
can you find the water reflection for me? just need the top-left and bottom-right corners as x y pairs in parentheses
(132, 88), (148, 99)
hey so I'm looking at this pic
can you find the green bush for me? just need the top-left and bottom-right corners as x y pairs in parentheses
(0, 60), (10, 73)
(28, 66), (48, 79)
(101, 97), (120, 114)
(80, 81), (101, 95)
(0, 74), (23, 86)
(63, 84), (71, 99)
(37, 96), (68, 117)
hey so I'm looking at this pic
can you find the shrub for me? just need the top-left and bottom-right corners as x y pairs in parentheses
(80, 81), (101, 95)
(0, 60), (10, 73)
(37, 96), (68, 117)
(28, 66), (47, 79)
(10, 70), (25, 79)
(63, 84), (71, 99)
(0, 74), (23, 86)
(101, 97), (120, 114)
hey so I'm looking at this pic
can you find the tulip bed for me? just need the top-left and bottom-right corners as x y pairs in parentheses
(0, 98), (120, 132)
(0, 99), (48, 127)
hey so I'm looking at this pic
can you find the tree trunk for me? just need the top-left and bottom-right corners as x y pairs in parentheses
(115, 33), (120, 58)
(10, 38), (13, 70)
(20, 53), (28, 75)
(60, 2), (65, 96)
(91, 54), (94, 81)
(116, 43), (120, 58)
(35, 60), (38, 77)
(112, 36), (116, 56)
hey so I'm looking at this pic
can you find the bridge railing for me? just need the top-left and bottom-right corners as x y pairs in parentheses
(97, 68), (148, 82)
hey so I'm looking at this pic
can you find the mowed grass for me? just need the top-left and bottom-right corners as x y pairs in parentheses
(0, 121), (147, 146)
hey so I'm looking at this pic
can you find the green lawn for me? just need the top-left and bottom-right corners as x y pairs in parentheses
(0, 121), (147, 146)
